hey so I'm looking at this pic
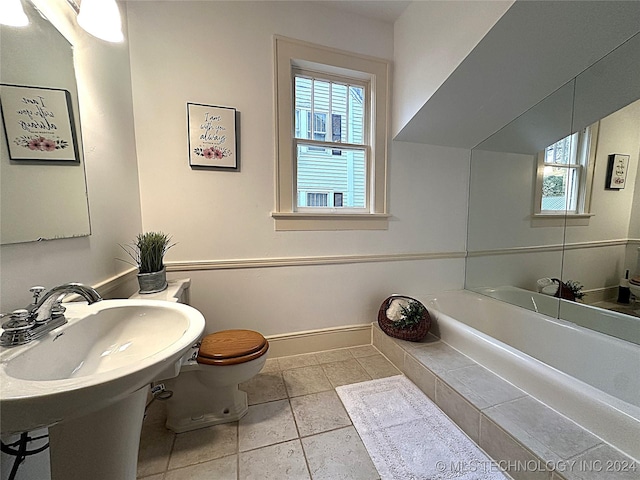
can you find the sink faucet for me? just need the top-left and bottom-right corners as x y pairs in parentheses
(31, 283), (102, 323)
(1, 283), (102, 347)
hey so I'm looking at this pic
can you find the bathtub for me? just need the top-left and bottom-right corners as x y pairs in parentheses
(473, 285), (640, 345)
(422, 290), (640, 461)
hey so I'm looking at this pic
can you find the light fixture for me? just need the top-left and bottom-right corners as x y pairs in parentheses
(76, 0), (124, 43)
(0, 0), (29, 27)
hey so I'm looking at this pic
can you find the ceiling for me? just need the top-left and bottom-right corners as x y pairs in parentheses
(395, 1), (640, 149)
(309, 1), (411, 23)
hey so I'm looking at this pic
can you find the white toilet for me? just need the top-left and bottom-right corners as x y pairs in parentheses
(161, 329), (269, 433)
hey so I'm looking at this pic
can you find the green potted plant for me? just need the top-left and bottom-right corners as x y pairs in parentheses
(121, 232), (174, 294)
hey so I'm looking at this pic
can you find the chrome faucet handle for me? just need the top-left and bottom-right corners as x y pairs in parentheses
(1, 309), (35, 332)
(29, 286), (46, 303)
(0, 310), (36, 347)
(27, 286), (46, 312)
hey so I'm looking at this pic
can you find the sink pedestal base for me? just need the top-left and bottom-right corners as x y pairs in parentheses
(48, 387), (147, 480)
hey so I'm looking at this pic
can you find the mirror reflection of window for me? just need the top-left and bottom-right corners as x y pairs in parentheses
(535, 125), (596, 215)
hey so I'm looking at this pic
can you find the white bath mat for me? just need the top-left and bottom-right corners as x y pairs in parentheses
(336, 375), (507, 480)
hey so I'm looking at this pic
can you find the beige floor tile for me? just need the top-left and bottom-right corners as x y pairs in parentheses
(282, 365), (333, 397)
(240, 371), (288, 405)
(277, 353), (319, 370)
(355, 353), (401, 379)
(238, 399), (298, 452)
(321, 359), (372, 388)
(261, 357), (280, 373)
(315, 348), (354, 364)
(239, 439), (310, 479)
(168, 422), (237, 470)
(137, 422), (175, 477)
(348, 345), (380, 358)
(138, 475), (164, 480)
(290, 390), (352, 437)
(164, 454), (237, 480)
(301, 426), (379, 480)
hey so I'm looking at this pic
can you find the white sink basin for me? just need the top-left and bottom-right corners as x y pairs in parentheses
(0, 299), (205, 434)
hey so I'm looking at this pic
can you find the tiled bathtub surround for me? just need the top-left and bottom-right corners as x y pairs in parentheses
(137, 345), (399, 479)
(372, 324), (639, 480)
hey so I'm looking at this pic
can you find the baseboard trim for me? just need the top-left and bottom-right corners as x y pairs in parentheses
(265, 323), (373, 358)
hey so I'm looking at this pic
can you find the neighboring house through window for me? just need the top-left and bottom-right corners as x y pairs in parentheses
(273, 36), (390, 231)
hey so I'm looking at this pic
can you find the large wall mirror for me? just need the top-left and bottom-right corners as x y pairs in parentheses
(0, 0), (91, 244)
(466, 33), (640, 345)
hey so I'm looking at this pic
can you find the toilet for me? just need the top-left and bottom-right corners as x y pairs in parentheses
(161, 329), (269, 433)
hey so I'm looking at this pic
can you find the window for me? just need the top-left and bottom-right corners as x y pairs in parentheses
(273, 36), (390, 231)
(534, 125), (596, 216)
(294, 74), (366, 209)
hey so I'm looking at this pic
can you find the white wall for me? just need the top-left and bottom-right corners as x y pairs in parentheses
(127, 1), (469, 336)
(392, 0), (512, 138)
(0, 0), (142, 313)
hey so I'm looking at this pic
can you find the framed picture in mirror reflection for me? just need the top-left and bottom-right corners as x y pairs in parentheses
(605, 154), (629, 190)
(0, 84), (79, 163)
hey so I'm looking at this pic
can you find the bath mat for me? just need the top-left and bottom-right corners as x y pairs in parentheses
(336, 376), (507, 480)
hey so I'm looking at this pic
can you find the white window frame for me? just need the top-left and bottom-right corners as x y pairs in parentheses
(272, 35), (390, 231)
(533, 123), (598, 223)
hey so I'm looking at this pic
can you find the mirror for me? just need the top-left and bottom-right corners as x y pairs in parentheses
(466, 33), (640, 344)
(0, 0), (91, 244)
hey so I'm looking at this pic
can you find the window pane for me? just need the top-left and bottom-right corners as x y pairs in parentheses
(313, 80), (330, 113)
(313, 113), (327, 141)
(294, 78), (312, 140)
(349, 86), (364, 144)
(545, 134), (574, 165)
(296, 144), (366, 208)
(294, 75), (365, 146)
(331, 83), (347, 143)
(542, 166), (578, 211)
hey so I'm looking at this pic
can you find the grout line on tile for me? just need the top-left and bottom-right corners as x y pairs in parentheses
(288, 397), (303, 439)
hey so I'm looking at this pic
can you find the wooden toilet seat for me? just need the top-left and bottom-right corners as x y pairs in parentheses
(197, 329), (268, 366)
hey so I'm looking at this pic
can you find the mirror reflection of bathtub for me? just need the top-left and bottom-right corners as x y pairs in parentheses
(472, 286), (640, 345)
(423, 289), (640, 462)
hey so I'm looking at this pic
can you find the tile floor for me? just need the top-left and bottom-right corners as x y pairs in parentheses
(137, 345), (401, 480)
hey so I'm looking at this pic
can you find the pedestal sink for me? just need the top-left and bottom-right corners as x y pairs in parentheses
(0, 299), (205, 479)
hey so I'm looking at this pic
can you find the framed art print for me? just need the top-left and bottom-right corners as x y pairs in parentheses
(187, 103), (238, 170)
(0, 84), (79, 162)
(605, 154), (629, 190)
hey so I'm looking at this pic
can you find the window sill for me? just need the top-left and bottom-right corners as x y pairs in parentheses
(531, 213), (594, 227)
(271, 212), (390, 231)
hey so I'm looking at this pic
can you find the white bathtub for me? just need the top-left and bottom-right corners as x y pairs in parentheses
(474, 285), (640, 345)
(422, 290), (640, 461)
